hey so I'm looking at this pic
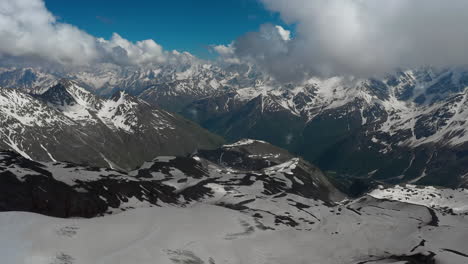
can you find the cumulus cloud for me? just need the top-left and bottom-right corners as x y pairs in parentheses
(211, 43), (241, 64)
(0, 0), (98, 65)
(275, 25), (290, 41)
(0, 0), (191, 68)
(214, 24), (306, 81)
(223, 0), (468, 81)
(98, 33), (167, 65)
(212, 44), (235, 57)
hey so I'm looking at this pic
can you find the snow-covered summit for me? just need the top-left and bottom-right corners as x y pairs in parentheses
(0, 81), (222, 170)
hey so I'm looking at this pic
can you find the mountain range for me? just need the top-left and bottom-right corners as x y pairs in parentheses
(0, 78), (222, 171)
(1, 64), (468, 263)
(182, 68), (468, 190)
(2, 65), (468, 190)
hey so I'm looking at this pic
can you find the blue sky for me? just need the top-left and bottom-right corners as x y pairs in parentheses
(44, 0), (285, 58)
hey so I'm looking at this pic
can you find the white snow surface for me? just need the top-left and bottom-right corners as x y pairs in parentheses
(1, 150), (468, 263)
(1, 197), (467, 264)
(223, 139), (268, 148)
(370, 184), (468, 214)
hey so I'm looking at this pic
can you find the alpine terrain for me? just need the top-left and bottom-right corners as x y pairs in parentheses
(1, 0), (468, 263)
(0, 79), (222, 171)
(4, 66), (468, 190)
(0, 140), (467, 263)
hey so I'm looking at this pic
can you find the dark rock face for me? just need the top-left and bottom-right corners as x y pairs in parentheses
(0, 171), (108, 218)
(357, 253), (436, 264)
(0, 151), (180, 218)
(38, 81), (80, 106)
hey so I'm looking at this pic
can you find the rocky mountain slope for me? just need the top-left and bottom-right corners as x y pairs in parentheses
(0, 140), (343, 218)
(4, 65), (468, 188)
(0, 140), (467, 264)
(182, 68), (468, 189)
(0, 80), (222, 170)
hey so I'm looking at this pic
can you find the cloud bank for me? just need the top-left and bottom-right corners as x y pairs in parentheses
(217, 0), (468, 81)
(0, 0), (191, 68)
(4, 0), (468, 81)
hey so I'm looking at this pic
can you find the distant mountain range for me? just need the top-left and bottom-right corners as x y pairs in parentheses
(0, 64), (265, 112)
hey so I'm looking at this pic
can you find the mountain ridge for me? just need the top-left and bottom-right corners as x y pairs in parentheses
(0, 80), (223, 170)
(3, 65), (468, 188)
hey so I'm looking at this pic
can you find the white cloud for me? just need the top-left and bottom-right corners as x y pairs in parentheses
(216, 24), (304, 81)
(212, 25), (292, 66)
(211, 43), (241, 64)
(0, 0), (192, 68)
(99, 33), (167, 65)
(212, 44), (235, 57)
(228, 0), (468, 81)
(275, 26), (290, 41)
(5, 0), (468, 82)
(0, 0), (98, 65)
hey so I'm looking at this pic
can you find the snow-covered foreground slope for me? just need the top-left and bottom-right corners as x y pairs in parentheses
(1, 140), (468, 264)
(1, 197), (467, 264)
